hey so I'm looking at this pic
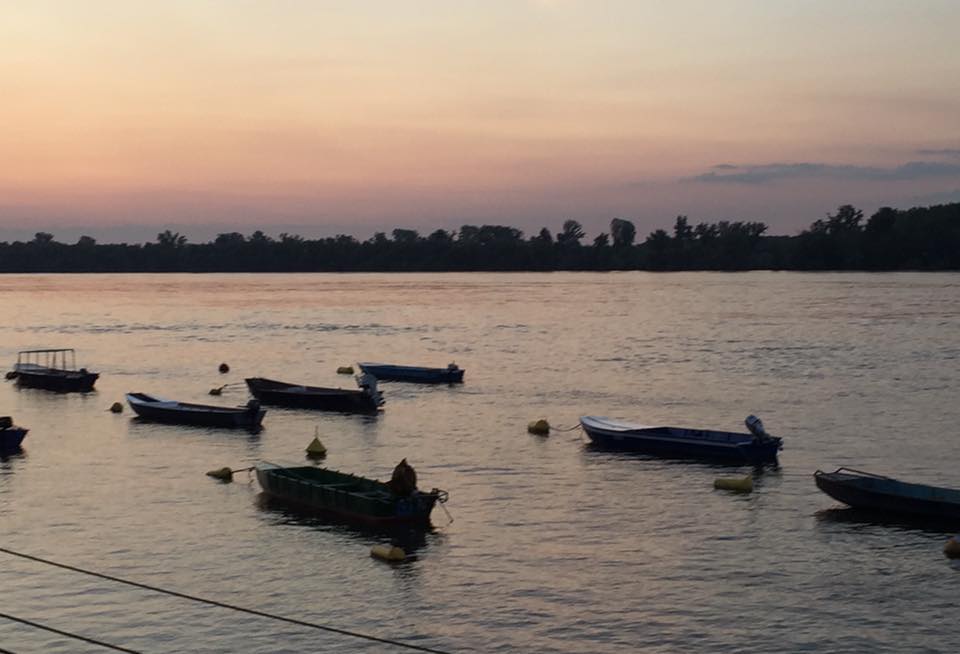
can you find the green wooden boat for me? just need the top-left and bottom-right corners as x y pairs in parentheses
(255, 462), (448, 526)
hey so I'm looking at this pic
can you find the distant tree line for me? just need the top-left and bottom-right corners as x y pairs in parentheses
(0, 202), (957, 272)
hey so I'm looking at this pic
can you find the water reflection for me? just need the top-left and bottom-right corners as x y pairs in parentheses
(254, 494), (437, 559)
(581, 443), (782, 473)
(127, 417), (265, 440)
(815, 506), (959, 535)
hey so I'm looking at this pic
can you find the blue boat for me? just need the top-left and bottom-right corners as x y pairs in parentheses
(357, 362), (464, 384)
(0, 416), (28, 452)
(814, 468), (960, 521)
(579, 415), (782, 464)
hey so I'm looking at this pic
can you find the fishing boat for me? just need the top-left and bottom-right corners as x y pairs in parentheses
(579, 415), (782, 464)
(255, 462), (448, 526)
(357, 362), (464, 384)
(126, 393), (266, 429)
(9, 349), (99, 393)
(814, 468), (960, 521)
(0, 416), (27, 452)
(245, 373), (383, 413)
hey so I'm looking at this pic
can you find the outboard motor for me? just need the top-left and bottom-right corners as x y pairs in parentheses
(245, 399), (261, 414)
(447, 362), (459, 371)
(357, 372), (384, 406)
(745, 415), (769, 441)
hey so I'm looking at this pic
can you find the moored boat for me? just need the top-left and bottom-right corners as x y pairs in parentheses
(814, 468), (960, 521)
(579, 415), (782, 464)
(255, 462), (448, 526)
(245, 374), (383, 413)
(357, 362), (464, 384)
(10, 349), (99, 393)
(0, 416), (27, 452)
(126, 393), (266, 429)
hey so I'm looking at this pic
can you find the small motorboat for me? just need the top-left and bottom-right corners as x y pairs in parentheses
(0, 416), (28, 452)
(245, 373), (383, 413)
(255, 461), (448, 527)
(814, 468), (960, 521)
(357, 362), (464, 384)
(126, 393), (266, 429)
(579, 415), (782, 464)
(10, 349), (99, 393)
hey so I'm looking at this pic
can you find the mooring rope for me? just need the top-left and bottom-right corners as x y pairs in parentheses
(0, 547), (452, 653)
(0, 611), (140, 653)
(549, 424), (582, 433)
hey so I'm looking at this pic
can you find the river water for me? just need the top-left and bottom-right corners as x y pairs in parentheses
(0, 272), (957, 653)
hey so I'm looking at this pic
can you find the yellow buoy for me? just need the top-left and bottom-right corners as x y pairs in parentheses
(527, 419), (550, 435)
(306, 430), (327, 458)
(337, 366), (354, 375)
(206, 467), (234, 482)
(370, 545), (406, 562)
(109, 402), (123, 414)
(714, 476), (754, 493)
(944, 537), (960, 559)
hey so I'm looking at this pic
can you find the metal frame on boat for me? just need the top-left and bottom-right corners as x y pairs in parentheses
(10, 349), (99, 393)
(579, 415), (782, 464)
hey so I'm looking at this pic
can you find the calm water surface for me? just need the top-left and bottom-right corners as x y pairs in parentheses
(0, 272), (958, 653)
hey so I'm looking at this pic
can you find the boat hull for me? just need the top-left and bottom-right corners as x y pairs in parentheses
(245, 378), (380, 413)
(127, 394), (265, 429)
(255, 464), (441, 526)
(580, 417), (781, 464)
(0, 427), (27, 452)
(814, 469), (960, 521)
(358, 363), (463, 384)
(15, 370), (99, 393)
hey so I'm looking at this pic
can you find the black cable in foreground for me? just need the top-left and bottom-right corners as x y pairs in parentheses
(0, 611), (140, 653)
(0, 547), (452, 654)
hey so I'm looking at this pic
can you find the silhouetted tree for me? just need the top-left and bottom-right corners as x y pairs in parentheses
(673, 215), (693, 241)
(1, 203), (956, 272)
(556, 220), (585, 246)
(610, 218), (636, 247)
(531, 228), (553, 244)
(156, 230), (187, 248)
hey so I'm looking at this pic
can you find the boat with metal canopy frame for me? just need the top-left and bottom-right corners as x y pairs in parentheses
(9, 349), (99, 393)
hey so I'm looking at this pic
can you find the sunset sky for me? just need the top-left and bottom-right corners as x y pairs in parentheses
(2, 1), (959, 242)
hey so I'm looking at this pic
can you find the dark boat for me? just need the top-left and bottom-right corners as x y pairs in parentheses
(579, 414), (782, 464)
(245, 374), (383, 413)
(255, 462), (448, 526)
(357, 362), (464, 384)
(0, 416), (27, 453)
(814, 468), (960, 521)
(10, 349), (99, 393)
(126, 393), (266, 429)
